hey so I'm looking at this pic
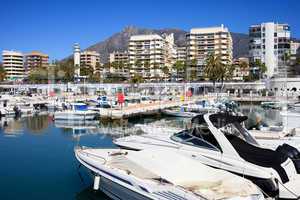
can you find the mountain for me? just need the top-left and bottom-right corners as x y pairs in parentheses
(71, 26), (250, 63)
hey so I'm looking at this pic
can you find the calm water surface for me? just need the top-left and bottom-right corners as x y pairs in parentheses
(0, 106), (282, 200)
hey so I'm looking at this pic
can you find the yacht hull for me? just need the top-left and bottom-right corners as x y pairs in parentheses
(99, 176), (153, 200)
(54, 112), (97, 121)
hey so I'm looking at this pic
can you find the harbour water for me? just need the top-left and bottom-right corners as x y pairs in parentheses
(0, 105), (283, 200)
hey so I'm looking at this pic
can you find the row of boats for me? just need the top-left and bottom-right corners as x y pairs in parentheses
(74, 112), (300, 200)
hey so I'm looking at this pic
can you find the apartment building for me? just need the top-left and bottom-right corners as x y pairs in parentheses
(186, 25), (233, 79)
(25, 51), (49, 73)
(232, 57), (250, 81)
(128, 33), (176, 80)
(110, 51), (129, 64)
(291, 41), (300, 55)
(249, 22), (291, 78)
(176, 46), (186, 62)
(2, 50), (25, 80)
(80, 50), (101, 71)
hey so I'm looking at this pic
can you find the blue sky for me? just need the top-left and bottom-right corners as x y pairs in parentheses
(0, 0), (299, 62)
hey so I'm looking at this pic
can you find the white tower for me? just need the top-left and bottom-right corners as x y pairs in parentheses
(73, 43), (81, 76)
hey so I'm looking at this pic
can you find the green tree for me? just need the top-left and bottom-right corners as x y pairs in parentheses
(57, 59), (75, 82)
(0, 66), (6, 82)
(130, 73), (143, 84)
(297, 57), (300, 65)
(28, 67), (48, 84)
(220, 64), (235, 90)
(173, 60), (184, 81)
(204, 54), (223, 91)
(162, 66), (170, 82)
(90, 71), (101, 83)
(111, 61), (119, 71)
(239, 61), (249, 81)
(189, 59), (198, 81)
(254, 60), (267, 79)
(80, 65), (94, 78)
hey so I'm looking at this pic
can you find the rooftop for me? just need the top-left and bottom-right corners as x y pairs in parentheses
(190, 25), (229, 34)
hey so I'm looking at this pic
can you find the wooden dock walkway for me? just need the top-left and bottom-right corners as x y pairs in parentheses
(98, 100), (194, 120)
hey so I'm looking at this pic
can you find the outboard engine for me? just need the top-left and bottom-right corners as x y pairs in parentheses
(276, 144), (300, 173)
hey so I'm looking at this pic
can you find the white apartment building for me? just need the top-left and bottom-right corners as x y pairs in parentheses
(110, 51), (129, 64)
(249, 22), (291, 78)
(176, 46), (187, 62)
(80, 50), (101, 71)
(186, 25), (233, 79)
(2, 50), (25, 80)
(128, 33), (176, 80)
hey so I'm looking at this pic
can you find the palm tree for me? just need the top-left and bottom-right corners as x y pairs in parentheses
(204, 54), (223, 91)
(173, 60), (184, 81)
(253, 60), (267, 79)
(130, 73), (143, 84)
(111, 61), (119, 72)
(220, 64), (235, 90)
(58, 59), (75, 82)
(0, 66), (6, 82)
(189, 59), (198, 81)
(162, 66), (170, 82)
(239, 61), (249, 81)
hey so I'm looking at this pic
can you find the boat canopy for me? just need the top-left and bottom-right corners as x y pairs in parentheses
(192, 113), (248, 128)
(72, 103), (88, 111)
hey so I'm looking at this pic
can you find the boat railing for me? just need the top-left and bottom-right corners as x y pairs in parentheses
(77, 147), (107, 164)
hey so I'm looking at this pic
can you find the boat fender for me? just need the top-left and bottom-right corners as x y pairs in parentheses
(93, 175), (100, 190)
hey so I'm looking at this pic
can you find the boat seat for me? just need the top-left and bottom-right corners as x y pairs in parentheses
(226, 134), (290, 183)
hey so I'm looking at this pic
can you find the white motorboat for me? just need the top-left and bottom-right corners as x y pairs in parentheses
(182, 100), (218, 113)
(54, 103), (98, 121)
(114, 113), (300, 199)
(250, 126), (300, 150)
(261, 102), (283, 110)
(161, 107), (197, 118)
(75, 147), (264, 200)
(0, 98), (19, 117)
(17, 103), (35, 116)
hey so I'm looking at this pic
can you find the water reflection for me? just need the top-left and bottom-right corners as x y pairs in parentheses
(0, 105), (289, 200)
(0, 106), (285, 138)
(0, 117), (23, 136)
(24, 114), (50, 134)
(76, 186), (111, 200)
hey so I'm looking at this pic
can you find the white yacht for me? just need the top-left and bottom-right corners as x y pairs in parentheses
(54, 103), (98, 121)
(114, 113), (300, 199)
(75, 147), (264, 200)
(250, 126), (300, 150)
(182, 100), (218, 113)
(0, 98), (19, 117)
(161, 107), (197, 118)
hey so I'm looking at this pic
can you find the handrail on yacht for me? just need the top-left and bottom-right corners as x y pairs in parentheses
(138, 135), (181, 149)
(76, 147), (107, 164)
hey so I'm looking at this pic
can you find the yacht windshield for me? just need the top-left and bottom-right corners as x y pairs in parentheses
(220, 122), (258, 146)
(171, 125), (222, 152)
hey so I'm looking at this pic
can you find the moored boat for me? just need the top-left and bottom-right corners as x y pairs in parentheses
(115, 113), (300, 199)
(75, 147), (264, 200)
(54, 103), (98, 121)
